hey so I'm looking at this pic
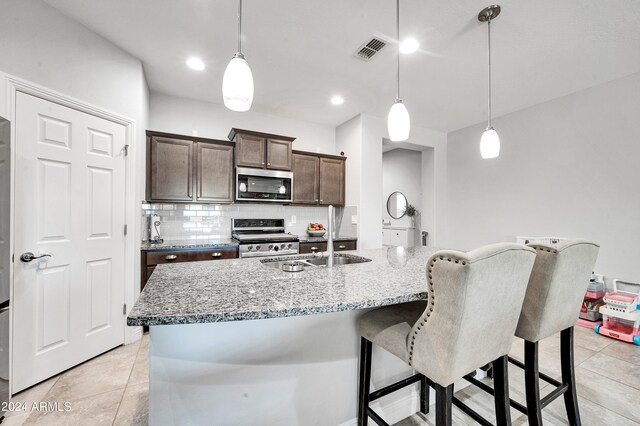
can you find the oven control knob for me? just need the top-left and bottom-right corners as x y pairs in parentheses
(247, 245), (253, 251)
(268, 245), (273, 250)
(280, 244), (285, 249)
(255, 245), (261, 250)
(287, 244), (292, 249)
(273, 246), (279, 252)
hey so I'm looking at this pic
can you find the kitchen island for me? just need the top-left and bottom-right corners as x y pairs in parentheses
(128, 246), (440, 425)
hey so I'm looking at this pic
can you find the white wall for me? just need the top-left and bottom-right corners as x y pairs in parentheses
(0, 0), (148, 127)
(445, 72), (640, 283)
(337, 114), (447, 249)
(0, 0), (149, 342)
(383, 149), (423, 228)
(149, 92), (336, 154)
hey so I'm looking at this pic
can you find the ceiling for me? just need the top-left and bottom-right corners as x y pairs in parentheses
(44, 0), (640, 132)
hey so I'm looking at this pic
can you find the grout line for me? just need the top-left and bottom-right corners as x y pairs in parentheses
(574, 367), (640, 424)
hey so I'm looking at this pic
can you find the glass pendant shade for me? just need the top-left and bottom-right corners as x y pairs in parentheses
(223, 54), (254, 112)
(387, 100), (410, 142)
(480, 127), (500, 159)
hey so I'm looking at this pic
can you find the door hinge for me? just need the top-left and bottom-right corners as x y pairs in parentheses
(123, 304), (127, 315)
(124, 224), (128, 236)
(123, 144), (130, 156)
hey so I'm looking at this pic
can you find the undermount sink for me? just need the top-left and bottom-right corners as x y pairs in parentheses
(261, 254), (371, 270)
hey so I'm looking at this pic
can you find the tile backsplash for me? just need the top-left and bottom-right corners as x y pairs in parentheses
(141, 203), (358, 241)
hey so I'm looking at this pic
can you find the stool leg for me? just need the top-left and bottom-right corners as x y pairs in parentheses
(435, 383), (453, 426)
(492, 355), (512, 426)
(420, 375), (430, 414)
(561, 327), (581, 426)
(524, 340), (543, 426)
(358, 337), (373, 426)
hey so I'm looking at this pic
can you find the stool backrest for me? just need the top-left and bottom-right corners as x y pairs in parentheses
(410, 243), (536, 387)
(516, 240), (599, 342)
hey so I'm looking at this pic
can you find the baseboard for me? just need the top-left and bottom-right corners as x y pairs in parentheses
(337, 392), (420, 426)
(125, 325), (143, 345)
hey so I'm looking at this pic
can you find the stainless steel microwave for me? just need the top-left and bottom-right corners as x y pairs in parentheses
(236, 167), (293, 203)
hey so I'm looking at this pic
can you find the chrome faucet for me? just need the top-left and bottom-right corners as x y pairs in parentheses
(311, 204), (335, 267)
(327, 205), (334, 268)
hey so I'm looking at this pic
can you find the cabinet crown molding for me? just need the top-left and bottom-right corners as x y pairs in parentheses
(228, 128), (296, 142)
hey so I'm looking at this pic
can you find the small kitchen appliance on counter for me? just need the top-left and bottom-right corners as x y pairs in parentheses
(232, 218), (299, 258)
(595, 279), (640, 345)
(149, 214), (163, 244)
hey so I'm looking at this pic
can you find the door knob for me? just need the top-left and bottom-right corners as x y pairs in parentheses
(20, 252), (52, 263)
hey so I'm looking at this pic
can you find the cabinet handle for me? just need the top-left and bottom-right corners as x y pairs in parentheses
(262, 162), (265, 165)
(267, 162), (270, 166)
(320, 199), (323, 202)
(338, 245), (346, 249)
(165, 255), (177, 261)
(211, 253), (222, 257)
(311, 247), (319, 251)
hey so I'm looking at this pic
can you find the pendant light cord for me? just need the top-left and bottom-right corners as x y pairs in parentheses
(487, 19), (492, 128)
(238, 0), (242, 53)
(396, 0), (400, 101)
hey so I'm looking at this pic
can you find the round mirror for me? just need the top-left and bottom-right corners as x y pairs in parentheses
(386, 191), (408, 219)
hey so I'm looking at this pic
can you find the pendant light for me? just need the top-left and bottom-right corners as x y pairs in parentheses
(387, 0), (410, 142)
(478, 5), (501, 159)
(223, 0), (254, 112)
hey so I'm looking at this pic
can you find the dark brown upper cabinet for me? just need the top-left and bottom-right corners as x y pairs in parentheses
(319, 157), (345, 206)
(292, 150), (346, 207)
(196, 142), (234, 203)
(147, 135), (193, 201)
(292, 153), (319, 204)
(228, 128), (294, 171)
(146, 131), (234, 203)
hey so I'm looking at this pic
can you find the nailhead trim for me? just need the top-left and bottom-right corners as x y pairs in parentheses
(408, 254), (467, 365)
(535, 246), (558, 254)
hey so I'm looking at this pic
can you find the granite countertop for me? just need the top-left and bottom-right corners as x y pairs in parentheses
(141, 238), (238, 251)
(298, 236), (358, 243)
(127, 246), (438, 326)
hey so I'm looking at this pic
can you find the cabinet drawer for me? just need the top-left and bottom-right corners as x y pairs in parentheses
(145, 248), (238, 266)
(299, 242), (328, 254)
(334, 240), (357, 251)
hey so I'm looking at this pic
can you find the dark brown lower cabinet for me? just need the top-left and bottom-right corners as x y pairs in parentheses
(299, 240), (357, 254)
(141, 247), (238, 291)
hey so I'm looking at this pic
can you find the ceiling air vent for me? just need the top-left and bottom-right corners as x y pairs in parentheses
(354, 34), (391, 61)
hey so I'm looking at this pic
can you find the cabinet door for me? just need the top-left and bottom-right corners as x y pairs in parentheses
(266, 139), (293, 170)
(235, 134), (266, 168)
(292, 153), (319, 204)
(148, 136), (193, 201)
(319, 157), (345, 206)
(196, 142), (234, 203)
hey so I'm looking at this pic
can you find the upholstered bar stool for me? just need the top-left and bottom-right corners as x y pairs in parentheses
(357, 243), (536, 426)
(513, 240), (599, 426)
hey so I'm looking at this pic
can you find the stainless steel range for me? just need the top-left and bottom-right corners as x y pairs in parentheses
(232, 218), (299, 258)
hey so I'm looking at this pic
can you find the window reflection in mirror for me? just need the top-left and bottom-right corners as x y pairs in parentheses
(386, 191), (407, 219)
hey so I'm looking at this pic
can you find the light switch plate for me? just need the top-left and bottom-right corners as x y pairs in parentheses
(291, 215), (296, 224)
(351, 215), (358, 225)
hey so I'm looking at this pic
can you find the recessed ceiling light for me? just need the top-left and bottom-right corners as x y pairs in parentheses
(330, 96), (344, 105)
(399, 38), (419, 54)
(186, 57), (205, 71)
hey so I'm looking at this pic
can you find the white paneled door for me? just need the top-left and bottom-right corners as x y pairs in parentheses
(12, 93), (127, 393)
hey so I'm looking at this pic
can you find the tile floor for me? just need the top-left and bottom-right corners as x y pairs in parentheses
(397, 326), (640, 425)
(3, 334), (149, 425)
(3, 326), (640, 425)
